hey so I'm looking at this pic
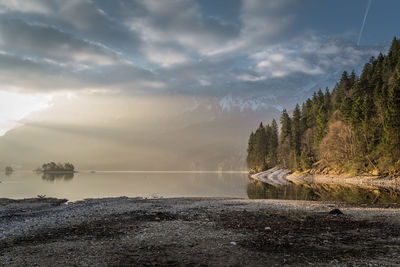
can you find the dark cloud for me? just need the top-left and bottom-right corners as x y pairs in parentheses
(0, 52), (163, 93)
(0, 0), (141, 56)
(0, 0), (388, 101)
(0, 0), (116, 33)
(0, 18), (129, 66)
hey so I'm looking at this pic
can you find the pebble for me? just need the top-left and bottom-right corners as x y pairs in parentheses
(1, 196), (400, 266)
(329, 208), (344, 215)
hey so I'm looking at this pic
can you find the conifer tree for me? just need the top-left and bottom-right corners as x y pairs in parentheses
(246, 132), (256, 170)
(314, 104), (328, 146)
(253, 123), (267, 171)
(267, 119), (279, 167)
(291, 104), (301, 156)
(384, 73), (400, 160)
(280, 109), (292, 142)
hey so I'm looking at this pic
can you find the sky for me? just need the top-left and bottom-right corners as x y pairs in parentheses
(0, 0), (399, 169)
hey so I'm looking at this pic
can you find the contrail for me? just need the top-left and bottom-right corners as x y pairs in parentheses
(357, 0), (372, 46)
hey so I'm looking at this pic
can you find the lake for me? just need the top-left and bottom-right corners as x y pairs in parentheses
(247, 179), (400, 204)
(0, 171), (249, 201)
(2, 171), (400, 204)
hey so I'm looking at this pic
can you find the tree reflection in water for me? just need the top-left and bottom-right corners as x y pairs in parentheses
(41, 172), (74, 181)
(247, 179), (400, 204)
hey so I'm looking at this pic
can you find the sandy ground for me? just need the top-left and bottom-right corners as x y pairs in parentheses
(1, 197), (400, 266)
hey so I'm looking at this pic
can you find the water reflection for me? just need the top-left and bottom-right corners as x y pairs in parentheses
(41, 172), (74, 181)
(5, 167), (13, 176)
(247, 179), (400, 204)
(0, 171), (248, 201)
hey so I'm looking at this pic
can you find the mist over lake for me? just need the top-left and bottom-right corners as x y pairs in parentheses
(0, 171), (248, 201)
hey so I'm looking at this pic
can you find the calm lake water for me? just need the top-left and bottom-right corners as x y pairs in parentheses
(2, 171), (399, 204)
(247, 179), (400, 204)
(0, 171), (249, 201)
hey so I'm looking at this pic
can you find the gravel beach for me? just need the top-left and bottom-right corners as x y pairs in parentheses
(1, 197), (400, 266)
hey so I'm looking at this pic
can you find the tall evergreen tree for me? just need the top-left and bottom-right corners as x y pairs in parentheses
(280, 109), (292, 142)
(291, 104), (301, 156)
(384, 73), (400, 160)
(267, 119), (279, 167)
(253, 123), (267, 171)
(314, 104), (328, 146)
(246, 132), (256, 170)
(279, 110), (292, 168)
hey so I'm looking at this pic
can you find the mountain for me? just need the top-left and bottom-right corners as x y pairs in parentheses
(0, 95), (280, 171)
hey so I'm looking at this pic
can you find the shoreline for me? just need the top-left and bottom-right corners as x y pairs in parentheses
(251, 168), (400, 190)
(250, 167), (290, 186)
(35, 171), (77, 174)
(287, 172), (400, 190)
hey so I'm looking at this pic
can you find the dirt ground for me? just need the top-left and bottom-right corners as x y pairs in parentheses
(1, 197), (400, 266)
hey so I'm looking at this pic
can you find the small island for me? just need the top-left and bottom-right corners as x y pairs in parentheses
(5, 166), (13, 175)
(36, 162), (76, 173)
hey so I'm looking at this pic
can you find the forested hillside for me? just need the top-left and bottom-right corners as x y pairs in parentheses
(247, 37), (400, 176)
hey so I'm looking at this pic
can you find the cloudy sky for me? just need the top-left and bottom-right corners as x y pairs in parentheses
(0, 0), (399, 169)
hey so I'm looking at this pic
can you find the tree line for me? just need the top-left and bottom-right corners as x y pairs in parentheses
(38, 162), (75, 172)
(247, 37), (400, 176)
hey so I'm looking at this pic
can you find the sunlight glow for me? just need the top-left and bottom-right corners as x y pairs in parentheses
(0, 90), (53, 136)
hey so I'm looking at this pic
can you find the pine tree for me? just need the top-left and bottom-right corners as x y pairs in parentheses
(268, 119), (279, 166)
(291, 105), (302, 169)
(349, 71), (357, 86)
(246, 132), (256, 171)
(350, 96), (363, 128)
(291, 104), (301, 156)
(279, 110), (292, 168)
(254, 123), (267, 171)
(340, 96), (353, 122)
(384, 73), (400, 159)
(280, 109), (292, 142)
(301, 99), (314, 129)
(314, 104), (328, 146)
(324, 88), (331, 115)
(265, 124), (272, 168)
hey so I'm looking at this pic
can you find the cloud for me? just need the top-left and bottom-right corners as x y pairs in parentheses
(0, 52), (163, 93)
(125, 0), (239, 66)
(240, 0), (296, 42)
(0, 18), (129, 66)
(253, 50), (324, 78)
(0, 0), (109, 30)
(205, 0), (298, 56)
(0, 0), (53, 15)
(199, 79), (211, 87)
(242, 36), (380, 82)
(0, 0), (386, 101)
(142, 45), (189, 67)
(0, 0), (141, 57)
